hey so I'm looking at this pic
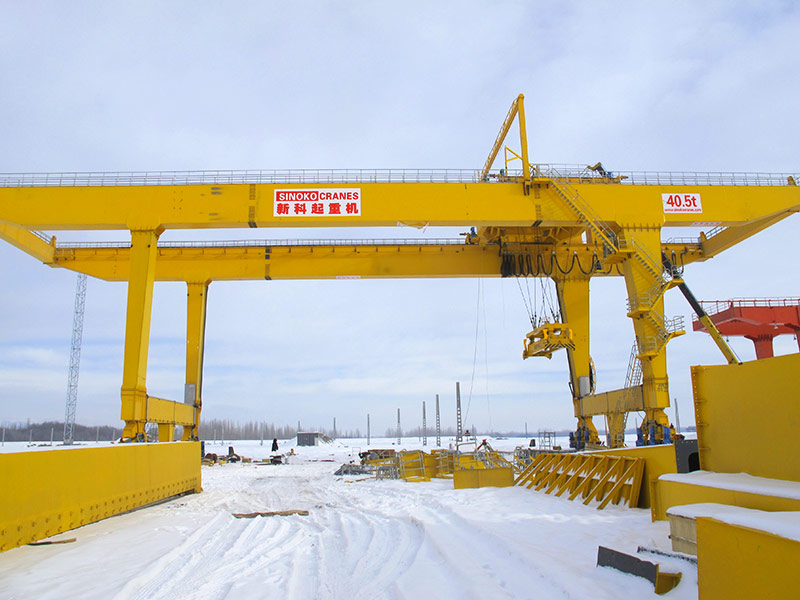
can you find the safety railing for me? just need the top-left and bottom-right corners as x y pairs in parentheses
(30, 230), (53, 243)
(0, 169), (486, 187)
(2, 166), (797, 187)
(663, 236), (703, 246)
(695, 297), (800, 319)
(545, 167), (620, 255)
(703, 225), (726, 239)
(55, 237), (468, 249)
(537, 165), (799, 187)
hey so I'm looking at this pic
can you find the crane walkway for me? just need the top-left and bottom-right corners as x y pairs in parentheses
(0, 166), (796, 187)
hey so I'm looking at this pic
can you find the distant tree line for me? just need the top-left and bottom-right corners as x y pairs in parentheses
(197, 419), (363, 441)
(1, 419), (697, 443)
(0, 421), (121, 443)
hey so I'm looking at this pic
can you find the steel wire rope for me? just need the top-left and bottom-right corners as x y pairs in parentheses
(539, 277), (559, 322)
(482, 280), (492, 435)
(515, 274), (535, 325)
(465, 279), (482, 425)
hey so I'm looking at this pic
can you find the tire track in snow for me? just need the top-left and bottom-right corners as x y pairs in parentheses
(112, 510), (305, 600)
(111, 512), (235, 600)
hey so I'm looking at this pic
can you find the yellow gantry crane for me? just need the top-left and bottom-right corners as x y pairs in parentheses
(1, 94), (798, 449)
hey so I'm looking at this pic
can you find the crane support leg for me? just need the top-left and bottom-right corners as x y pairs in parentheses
(182, 281), (208, 440)
(120, 229), (161, 442)
(554, 276), (599, 448)
(620, 228), (677, 445)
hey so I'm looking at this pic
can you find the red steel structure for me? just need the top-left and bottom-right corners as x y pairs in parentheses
(693, 298), (800, 359)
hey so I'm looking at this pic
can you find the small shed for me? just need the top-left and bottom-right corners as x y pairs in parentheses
(297, 432), (322, 446)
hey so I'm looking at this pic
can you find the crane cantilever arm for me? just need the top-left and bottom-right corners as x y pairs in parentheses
(0, 219), (55, 264)
(662, 253), (741, 365)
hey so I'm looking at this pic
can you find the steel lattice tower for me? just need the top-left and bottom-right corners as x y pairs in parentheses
(63, 273), (87, 445)
(435, 394), (441, 447)
(455, 381), (463, 442)
(422, 401), (427, 446)
(396, 408), (401, 445)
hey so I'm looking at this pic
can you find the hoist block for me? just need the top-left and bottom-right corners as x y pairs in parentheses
(522, 322), (575, 359)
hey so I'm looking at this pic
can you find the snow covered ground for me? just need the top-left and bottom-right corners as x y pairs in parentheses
(0, 437), (698, 599)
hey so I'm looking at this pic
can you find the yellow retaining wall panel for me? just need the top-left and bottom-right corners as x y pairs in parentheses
(454, 467), (514, 489)
(697, 517), (800, 600)
(0, 442), (201, 552)
(423, 453), (438, 478)
(692, 352), (800, 482)
(652, 478), (800, 521)
(456, 454), (486, 470)
(587, 443), (677, 511)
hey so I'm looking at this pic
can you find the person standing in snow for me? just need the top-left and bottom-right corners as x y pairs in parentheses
(271, 437), (279, 452)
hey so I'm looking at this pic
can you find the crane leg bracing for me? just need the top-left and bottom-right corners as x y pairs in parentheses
(183, 281), (209, 441)
(553, 276), (601, 447)
(120, 229), (197, 442)
(619, 228), (682, 445)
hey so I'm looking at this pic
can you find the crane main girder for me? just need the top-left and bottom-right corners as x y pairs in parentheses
(1, 178), (797, 232)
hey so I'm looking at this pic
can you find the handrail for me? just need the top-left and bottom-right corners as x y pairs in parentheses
(693, 297), (800, 319)
(0, 169), (485, 187)
(56, 238), (470, 249)
(30, 230), (53, 244)
(1, 166), (797, 188)
(537, 165), (798, 187)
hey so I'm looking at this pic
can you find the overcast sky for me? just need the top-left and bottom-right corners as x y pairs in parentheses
(1, 1), (798, 437)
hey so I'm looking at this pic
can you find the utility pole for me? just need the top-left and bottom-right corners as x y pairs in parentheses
(367, 413), (370, 445)
(422, 401), (427, 446)
(435, 394), (441, 447)
(63, 273), (87, 445)
(396, 408), (401, 445)
(455, 382), (463, 442)
(333, 417), (337, 439)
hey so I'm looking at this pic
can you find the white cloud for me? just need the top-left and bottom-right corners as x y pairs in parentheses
(1, 1), (798, 434)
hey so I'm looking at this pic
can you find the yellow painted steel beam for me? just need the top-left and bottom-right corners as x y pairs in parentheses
(183, 282), (208, 440)
(692, 352), (800, 482)
(0, 219), (55, 264)
(579, 386), (645, 416)
(555, 276), (601, 445)
(0, 442), (201, 552)
(120, 230), (160, 440)
(47, 240), (711, 282)
(699, 208), (797, 258)
(591, 444), (676, 511)
(1, 179), (797, 231)
(517, 96), (531, 183)
(620, 227), (675, 443)
(47, 243), (530, 281)
(480, 95), (522, 182)
(453, 467), (514, 489)
(146, 396), (196, 426)
(698, 517), (800, 600)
